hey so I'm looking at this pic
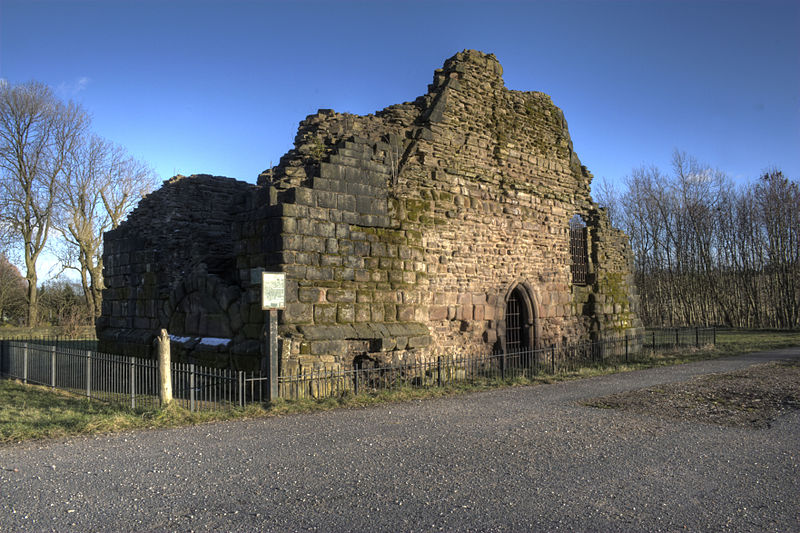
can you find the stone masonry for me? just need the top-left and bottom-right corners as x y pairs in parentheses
(97, 50), (643, 372)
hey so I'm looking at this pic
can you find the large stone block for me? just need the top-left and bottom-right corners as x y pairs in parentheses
(354, 303), (371, 322)
(283, 302), (313, 324)
(313, 304), (337, 324)
(327, 288), (356, 303)
(336, 304), (354, 323)
(429, 305), (447, 321)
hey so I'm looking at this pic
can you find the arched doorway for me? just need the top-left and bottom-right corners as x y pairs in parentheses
(505, 288), (529, 353)
(502, 283), (539, 367)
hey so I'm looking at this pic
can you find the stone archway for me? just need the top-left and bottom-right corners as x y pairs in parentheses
(163, 265), (240, 340)
(499, 280), (540, 355)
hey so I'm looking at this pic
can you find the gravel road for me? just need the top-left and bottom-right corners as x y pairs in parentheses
(2, 348), (798, 532)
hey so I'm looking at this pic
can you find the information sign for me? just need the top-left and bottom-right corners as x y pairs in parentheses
(261, 272), (286, 310)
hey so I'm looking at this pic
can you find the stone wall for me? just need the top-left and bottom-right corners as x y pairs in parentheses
(98, 50), (643, 372)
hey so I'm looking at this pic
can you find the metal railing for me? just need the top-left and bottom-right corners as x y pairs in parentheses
(1, 327), (714, 409)
(242, 327), (715, 402)
(0, 340), (243, 411)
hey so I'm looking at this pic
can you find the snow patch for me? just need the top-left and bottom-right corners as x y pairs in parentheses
(199, 337), (231, 347)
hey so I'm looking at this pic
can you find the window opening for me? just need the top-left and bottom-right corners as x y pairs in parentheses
(570, 214), (588, 285)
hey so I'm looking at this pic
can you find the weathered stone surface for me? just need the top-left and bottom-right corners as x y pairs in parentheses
(98, 50), (642, 368)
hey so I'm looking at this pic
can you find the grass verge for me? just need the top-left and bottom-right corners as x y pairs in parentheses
(1, 329), (798, 445)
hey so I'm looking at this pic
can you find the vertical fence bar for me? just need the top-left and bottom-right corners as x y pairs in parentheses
(437, 356), (442, 387)
(86, 350), (92, 398)
(50, 345), (56, 389)
(130, 356), (136, 409)
(713, 326), (716, 346)
(550, 344), (555, 374)
(189, 363), (196, 412)
(695, 327), (699, 348)
(21, 342), (27, 383)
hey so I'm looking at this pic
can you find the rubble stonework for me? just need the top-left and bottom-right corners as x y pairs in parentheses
(98, 50), (643, 371)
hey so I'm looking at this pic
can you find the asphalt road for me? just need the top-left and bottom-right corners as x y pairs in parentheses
(1, 348), (798, 532)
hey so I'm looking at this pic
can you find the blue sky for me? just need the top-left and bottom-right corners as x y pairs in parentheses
(2, 0), (799, 192)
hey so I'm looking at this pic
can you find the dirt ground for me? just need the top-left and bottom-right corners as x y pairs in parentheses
(583, 359), (800, 428)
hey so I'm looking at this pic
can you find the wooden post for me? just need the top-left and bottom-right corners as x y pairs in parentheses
(157, 329), (173, 406)
(260, 272), (285, 403)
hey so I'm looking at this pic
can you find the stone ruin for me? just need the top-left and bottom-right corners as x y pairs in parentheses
(97, 50), (643, 372)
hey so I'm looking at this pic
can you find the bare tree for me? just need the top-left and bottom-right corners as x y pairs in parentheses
(0, 81), (88, 326)
(100, 145), (155, 230)
(592, 176), (620, 227)
(55, 134), (155, 318)
(0, 253), (26, 324)
(617, 150), (798, 329)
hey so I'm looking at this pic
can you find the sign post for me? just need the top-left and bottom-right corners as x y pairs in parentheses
(261, 272), (285, 402)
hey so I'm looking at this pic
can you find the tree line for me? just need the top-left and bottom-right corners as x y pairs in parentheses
(0, 81), (157, 327)
(597, 151), (799, 329)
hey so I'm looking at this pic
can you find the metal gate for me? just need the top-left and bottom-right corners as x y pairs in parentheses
(506, 289), (526, 353)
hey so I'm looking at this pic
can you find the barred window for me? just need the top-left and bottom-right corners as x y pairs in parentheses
(569, 214), (588, 285)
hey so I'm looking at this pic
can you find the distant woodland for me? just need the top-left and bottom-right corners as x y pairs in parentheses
(597, 151), (799, 329)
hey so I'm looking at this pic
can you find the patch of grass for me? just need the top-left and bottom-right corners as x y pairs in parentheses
(712, 328), (800, 356)
(0, 380), (267, 445)
(1, 329), (798, 444)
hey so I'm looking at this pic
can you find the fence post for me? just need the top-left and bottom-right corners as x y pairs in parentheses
(550, 344), (556, 374)
(675, 328), (679, 347)
(353, 362), (360, 395)
(501, 350), (506, 381)
(189, 363), (196, 412)
(695, 327), (699, 348)
(652, 331), (656, 352)
(157, 329), (173, 406)
(86, 350), (92, 398)
(23, 342), (28, 384)
(713, 326), (716, 346)
(130, 356), (136, 409)
(437, 356), (443, 387)
(50, 345), (56, 390)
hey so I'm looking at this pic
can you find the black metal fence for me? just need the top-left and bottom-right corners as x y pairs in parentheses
(0, 340), (243, 411)
(1, 327), (714, 409)
(239, 327), (715, 402)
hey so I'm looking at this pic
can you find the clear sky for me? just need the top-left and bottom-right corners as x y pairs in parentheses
(2, 0), (799, 192)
